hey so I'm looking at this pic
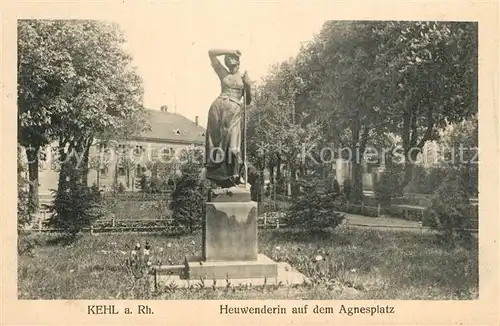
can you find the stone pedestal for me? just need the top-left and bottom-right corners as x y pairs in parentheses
(153, 188), (308, 290)
(185, 254), (277, 280)
(190, 187), (277, 279)
(203, 201), (258, 261)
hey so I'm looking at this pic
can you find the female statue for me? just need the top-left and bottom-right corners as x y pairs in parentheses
(204, 49), (252, 188)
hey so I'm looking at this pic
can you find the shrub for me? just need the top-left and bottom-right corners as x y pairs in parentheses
(149, 176), (164, 194)
(117, 182), (126, 193)
(426, 167), (448, 194)
(404, 165), (429, 194)
(404, 166), (448, 195)
(424, 170), (474, 246)
(342, 178), (352, 202)
(286, 175), (345, 232)
(170, 161), (208, 233)
(48, 173), (106, 238)
(136, 175), (150, 193)
(374, 166), (404, 206)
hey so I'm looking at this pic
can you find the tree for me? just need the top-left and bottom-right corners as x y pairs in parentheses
(371, 21), (478, 186)
(18, 20), (147, 207)
(249, 21), (477, 205)
(298, 21), (477, 192)
(293, 22), (394, 203)
(250, 59), (323, 199)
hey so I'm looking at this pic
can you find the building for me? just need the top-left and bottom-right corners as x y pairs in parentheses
(37, 107), (206, 196)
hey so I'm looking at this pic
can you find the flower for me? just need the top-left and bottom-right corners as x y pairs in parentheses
(350, 268), (357, 273)
(275, 246), (281, 250)
(166, 242), (172, 248)
(191, 240), (195, 245)
(314, 255), (323, 262)
(143, 249), (150, 256)
(131, 250), (137, 256)
(147, 261), (152, 266)
(159, 247), (164, 252)
(119, 251), (127, 255)
(69, 269), (75, 273)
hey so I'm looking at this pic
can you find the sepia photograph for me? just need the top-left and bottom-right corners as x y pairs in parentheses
(16, 17), (480, 301)
(2, 1), (498, 325)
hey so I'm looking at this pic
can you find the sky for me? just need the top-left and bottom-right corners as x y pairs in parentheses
(113, 3), (328, 128)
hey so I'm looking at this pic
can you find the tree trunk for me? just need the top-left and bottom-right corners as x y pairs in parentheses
(291, 165), (299, 199)
(269, 156), (275, 185)
(402, 146), (420, 191)
(57, 144), (69, 197)
(350, 114), (365, 204)
(80, 138), (92, 188)
(276, 156), (282, 182)
(26, 147), (40, 211)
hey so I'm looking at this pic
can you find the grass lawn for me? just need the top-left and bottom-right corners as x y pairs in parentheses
(18, 226), (478, 300)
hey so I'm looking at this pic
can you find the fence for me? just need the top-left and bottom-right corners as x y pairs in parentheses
(33, 192), (478, 234)
(34, 215), (288, 234)
(33, 216), (478, 235)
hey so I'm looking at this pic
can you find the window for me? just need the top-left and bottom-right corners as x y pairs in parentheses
(160, 147), (174, 159)
(39, 150), (47, 161)
(136, 164), (146, 177)
(117, 166), (126, 176)
(134, 145), (144, 155)
(117, 144), (127, 156)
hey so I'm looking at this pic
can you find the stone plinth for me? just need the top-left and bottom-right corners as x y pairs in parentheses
(152, 186), (285, 290)
(185, 254), (277, 280)
(152, 261), (308, 290)
(203, 200), (258, 261)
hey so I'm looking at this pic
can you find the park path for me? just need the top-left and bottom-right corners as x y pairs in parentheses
(342, 213), (431, 233)
(343, 213), (478, 238)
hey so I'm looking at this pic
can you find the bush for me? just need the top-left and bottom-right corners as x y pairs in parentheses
(404, 166), (448, 195)
(342, 178), (352, 202)
(404, 165), (429, 194)
(117, 182), (126, 193)
(286, 175), (345, 232)
(49, 174), (107, 238)
(374, 166), (404, 206)
(424, 170), (474, 246)
(136, 175), (147, 193)
(169, 161), (208, 233)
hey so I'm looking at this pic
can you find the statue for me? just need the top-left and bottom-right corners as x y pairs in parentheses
(204, 49), (252, 189)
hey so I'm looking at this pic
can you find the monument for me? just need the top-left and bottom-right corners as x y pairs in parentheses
(153, 49), (306, 289)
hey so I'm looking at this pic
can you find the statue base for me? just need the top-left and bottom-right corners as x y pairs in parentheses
(184, 254), (277, 280)
(150, 187), (311, 291)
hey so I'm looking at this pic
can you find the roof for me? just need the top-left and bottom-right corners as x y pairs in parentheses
(137, 109), (206, 144)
